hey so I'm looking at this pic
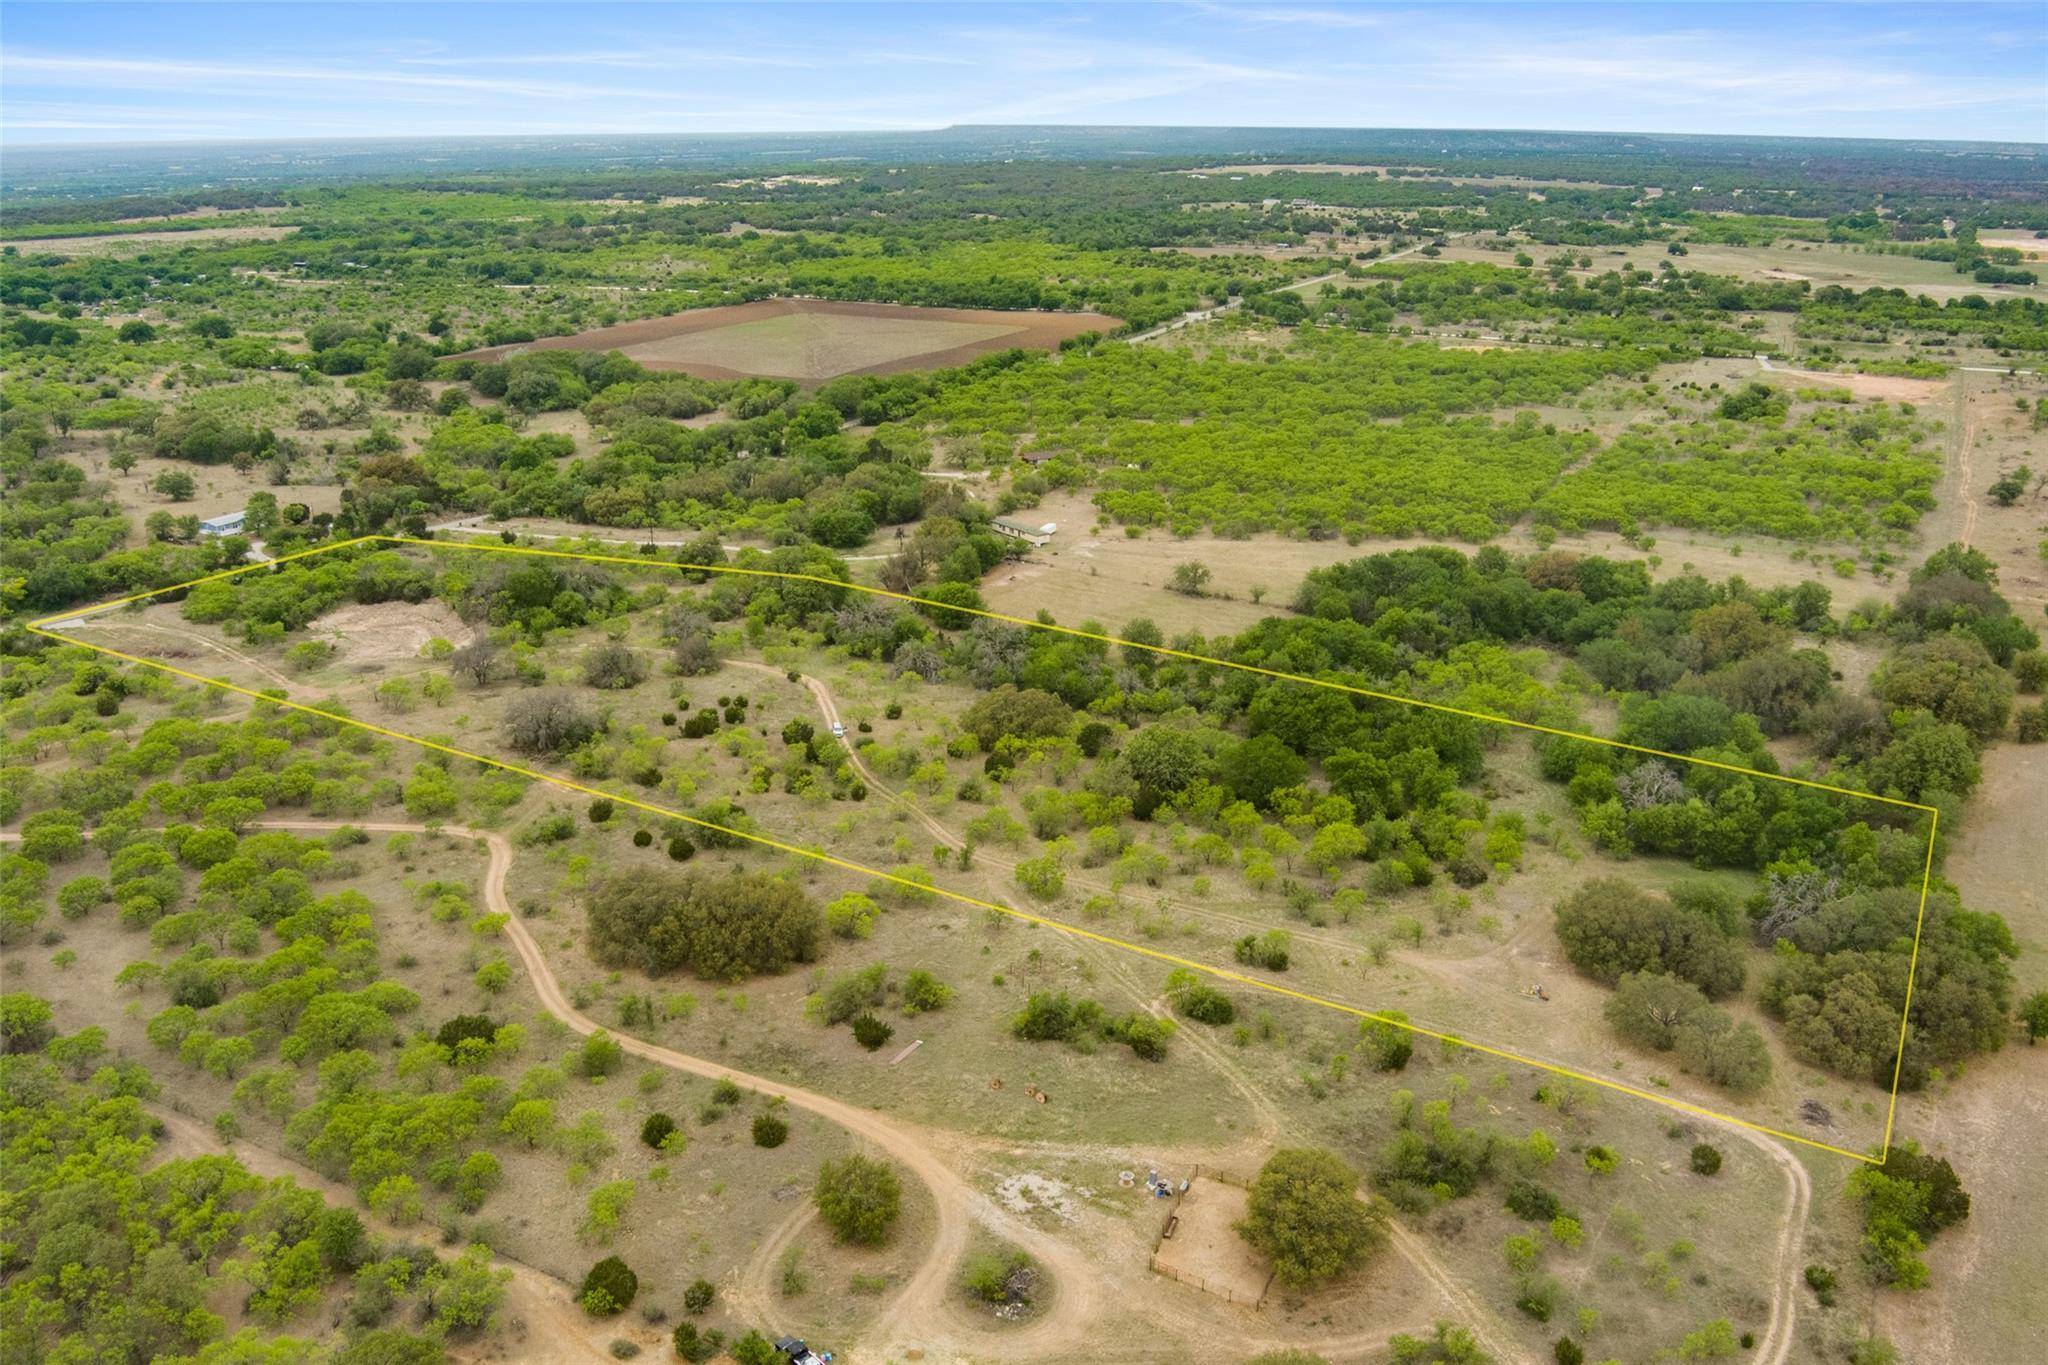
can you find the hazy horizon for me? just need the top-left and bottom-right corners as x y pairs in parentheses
(8, 122), (2045, 155)
(5, 1), (2043, 147)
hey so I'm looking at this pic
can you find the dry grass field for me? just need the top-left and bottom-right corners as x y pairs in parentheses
(452, 298), (1118, 382)
(1179, 164), (1626, 190)
(93, 556), (1903, 1159)
(30, 555), (1908, 1362)
(976, 488), (1878, 645)
(4, 224), (300, 256)
(1430, 235), (2048, 305)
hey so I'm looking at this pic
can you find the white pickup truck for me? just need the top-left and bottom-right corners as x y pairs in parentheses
(775, 1338), (832, 1365)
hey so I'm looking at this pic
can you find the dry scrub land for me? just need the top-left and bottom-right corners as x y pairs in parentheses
(17, 579), (1834, 1363)
(88, 555), (1908, 1159)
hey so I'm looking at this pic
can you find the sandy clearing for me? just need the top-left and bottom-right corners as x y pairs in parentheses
(56, 618), (296, 690)
(1753, 354), (1952, 403)
(309, 600), (473, 664)
(1151, 1176), (1270, 1305)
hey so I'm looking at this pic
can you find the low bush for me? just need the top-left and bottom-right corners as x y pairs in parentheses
(1504, 1180), (1560, 1222)
(961, 1249), (1034, 1305)
(579, 1256), (637, 1316)
(850, 1012), (895, 1051)
(640, 1113), (676, 1149)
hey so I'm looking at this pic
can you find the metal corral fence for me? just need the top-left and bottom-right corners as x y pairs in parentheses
(1148, 1164), (1275, 1309)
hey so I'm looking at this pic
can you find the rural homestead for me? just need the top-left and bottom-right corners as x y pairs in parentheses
(4, 6), (2044, 1365)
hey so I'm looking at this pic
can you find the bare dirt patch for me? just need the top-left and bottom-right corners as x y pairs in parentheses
(1757, 361), (1950, 404)
(451, 298), (1119, 382)
(309, 601), (472, 664)
(6, 224), (299, 257)
(994, 1172), (1082, 1221)
(1150, 1176), (1271, 1307)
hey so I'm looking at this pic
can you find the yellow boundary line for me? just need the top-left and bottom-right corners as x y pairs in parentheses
(26, 533), (1940, 1165)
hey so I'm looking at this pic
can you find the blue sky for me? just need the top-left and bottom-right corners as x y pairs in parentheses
(3, 2), (2043, 145)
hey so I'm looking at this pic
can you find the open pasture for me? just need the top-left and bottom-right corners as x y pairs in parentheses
(2, 223), (300, 256)
(1433, 235), (2048, 303)
(452, 297), (1118, 382)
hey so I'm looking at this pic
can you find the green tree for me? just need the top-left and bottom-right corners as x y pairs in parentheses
(1555, 879), (1743, 997)
(1122, 725), (1214, 797)
(961, 685), (1072, 751)
(453, 1151), (503, 1212)
(730, 1332), (783, 1365)
(1386, 1320), (1490, 1363)
(428, 1243), (511, 1335)
(500, 1098), (555, 1148)
(1872, 635), (2014, 739)
(814, 1154), (903, 1245)
(901, 969), (953, 1014)
(573, 1031), (625, 1079)
(2022, 991), (2048, 1043)
(1848, 1142), (1968, 1288)
(1676, 1318), (1739, 1359)
(1219, 734), (1308, 808)
(1238, 1148), (1387, 1290)
(1604, 972), (1709, 1051)
(1169, 560), (1213, 596)
(0, 993), (56, 1053)
(579, 1179), (637, 1245)
(578, 1256), (637, 1316)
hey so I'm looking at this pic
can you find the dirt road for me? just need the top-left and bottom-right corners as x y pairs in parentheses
(56, 618), (297, 690)
(10, 667), (1813, 1365)
(252, 819), (1100, 1362)
(1127, 234), (1462, 345)
(717, 667), (1550, 1358)
(747, 666), (1814, 1365)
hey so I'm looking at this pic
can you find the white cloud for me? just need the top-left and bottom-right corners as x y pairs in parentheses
(1428, 30), (2048, 119)
(1186, 2), (1394, 29)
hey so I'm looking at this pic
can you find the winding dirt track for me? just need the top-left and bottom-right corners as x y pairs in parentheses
(13, 635), (1811, 1361)
(252, 819), (1100, 1362)
(1721, 1126), (1811, 1365)
(713, 663), (1814, 1365)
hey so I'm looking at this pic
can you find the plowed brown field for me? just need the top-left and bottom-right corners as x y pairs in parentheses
(453, 297), (1117, 381)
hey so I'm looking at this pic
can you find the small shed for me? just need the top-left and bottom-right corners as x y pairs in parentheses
(990, 517), (1055, 548)
(198, 511), (246, 537)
